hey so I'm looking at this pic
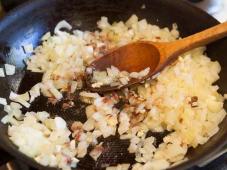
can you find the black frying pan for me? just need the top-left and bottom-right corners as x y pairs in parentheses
(0, 0), (227, 169)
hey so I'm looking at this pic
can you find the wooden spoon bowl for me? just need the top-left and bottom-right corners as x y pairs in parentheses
(87, 22), (227, 92)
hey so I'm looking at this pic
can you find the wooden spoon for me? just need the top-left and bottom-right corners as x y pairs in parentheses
(87, 22), (227, 92)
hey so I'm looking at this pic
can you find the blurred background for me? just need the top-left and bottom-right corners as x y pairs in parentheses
(0, 0), (226, 170)
(0, 0), (226, 22)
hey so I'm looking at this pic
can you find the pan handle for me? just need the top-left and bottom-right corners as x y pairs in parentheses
(0, 148), (13, 166)
(198, 144), (227, 167)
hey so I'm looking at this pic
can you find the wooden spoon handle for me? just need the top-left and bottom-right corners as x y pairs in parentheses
(167, 22), (227, 57)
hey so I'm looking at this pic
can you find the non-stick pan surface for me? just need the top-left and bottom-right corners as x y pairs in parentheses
(0, 0), (227, 169)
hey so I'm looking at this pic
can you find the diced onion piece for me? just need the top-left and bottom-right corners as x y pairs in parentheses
(1, 115), (9, 124)
(73, 30), (84, 38)
(86, 67), (93, 74)
(70, 81), (77, 93)
(89, 143), (104, 161)
(10, 91), (29, 102)
(71, 157), (79, 168)
(139, 67), (150, 77)
(4, 105), (11, 112)
(9, 91), (18, 100)
(49, 87), (63, 100)
(29, 83), (41, 103)
(0, 68), (5, 77)
(54, 20), (72, 35)
(80, 91), (100, 98)
(36, 111), (50, 122)
(54, 117), (67, 130)
(9, 91), (30, 108)
(97, 17), (110, 29)
(85, 46), (94, 54)
(5, 64), (16, 76)
(17, 99), (30, 108)
(45, 81), (63, 100)
(0, 97), (7, 106)
(10, 102), (22, 109)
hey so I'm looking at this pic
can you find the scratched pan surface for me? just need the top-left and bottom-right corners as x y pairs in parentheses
(0, 0), (227, 169)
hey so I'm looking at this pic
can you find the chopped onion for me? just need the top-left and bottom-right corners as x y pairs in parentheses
(9, 91), (18, 99)
(70, 81), (78, 93)
(0, 68), (5, 77)
(86, 67), (93, 74)
(80, 91), (100, 98)
(5, 64), (16, 76)
(1, 115), (9, 124)
(71, 157), (80, 168)
(10, 102), (22, 109)
(45, 81), (63, 100)
(54, 20), (72, 35)
(36, 111), (50, 122)
(4, 105), (11, 112)
(85, 46), (94, 54)
(9, 91), (30, 108)
(54, 117), (67, 130)
(89, 142), (104, 161)
(73, 30), (84, 38)
(9, 91), (29, 102)
(0, 97), (7, 106)
(29, 83), (41, 103)
(152, 72), (160, 79)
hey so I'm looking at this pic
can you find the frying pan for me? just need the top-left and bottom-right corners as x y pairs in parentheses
(0, 0), (227, 169)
